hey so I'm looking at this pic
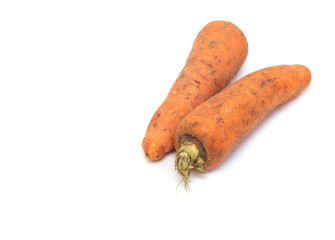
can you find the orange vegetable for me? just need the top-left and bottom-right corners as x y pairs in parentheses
(174, 65), (311, 189)
(143, 21), (248, 160)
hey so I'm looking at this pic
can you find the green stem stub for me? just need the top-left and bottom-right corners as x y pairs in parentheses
(175, 142), (206, 191)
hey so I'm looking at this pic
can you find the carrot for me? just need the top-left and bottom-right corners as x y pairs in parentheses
(143, 21), (248, 161)
(174, 65), (311, 189)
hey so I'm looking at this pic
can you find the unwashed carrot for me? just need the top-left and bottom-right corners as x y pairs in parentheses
(143, 21), (248, 161)
(174, 65), (311, 189)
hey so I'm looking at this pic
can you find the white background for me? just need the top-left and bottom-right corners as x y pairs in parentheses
(1, 0), (334, 239)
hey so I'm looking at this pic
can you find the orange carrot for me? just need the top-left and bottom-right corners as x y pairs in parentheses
(174, 65), (311, 189)
(143, 21), (248, 161)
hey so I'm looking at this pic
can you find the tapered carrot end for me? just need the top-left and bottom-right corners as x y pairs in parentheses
(291, 64), (312, 85)
(289, 65), (312, 98)
(142, 137), (165, 161)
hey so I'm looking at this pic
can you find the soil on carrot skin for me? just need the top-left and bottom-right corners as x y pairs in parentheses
(179, 135), (207, 162)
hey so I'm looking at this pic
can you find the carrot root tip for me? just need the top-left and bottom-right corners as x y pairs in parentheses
(175, 142), (206, 191)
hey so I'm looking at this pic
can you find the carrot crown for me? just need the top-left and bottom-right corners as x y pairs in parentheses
(175, 142), (206, 191)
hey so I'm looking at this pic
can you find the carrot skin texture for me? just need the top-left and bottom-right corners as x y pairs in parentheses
(174, 65), (311, 170)
(143, 21), (248, 160)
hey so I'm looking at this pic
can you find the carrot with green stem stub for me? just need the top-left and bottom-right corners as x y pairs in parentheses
(143, 21), (248, 161)
(174, 65), (311, 190)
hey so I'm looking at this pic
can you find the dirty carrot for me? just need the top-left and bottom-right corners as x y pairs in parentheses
(143, 21), (248, 161)
(174, 65), (311, 189)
